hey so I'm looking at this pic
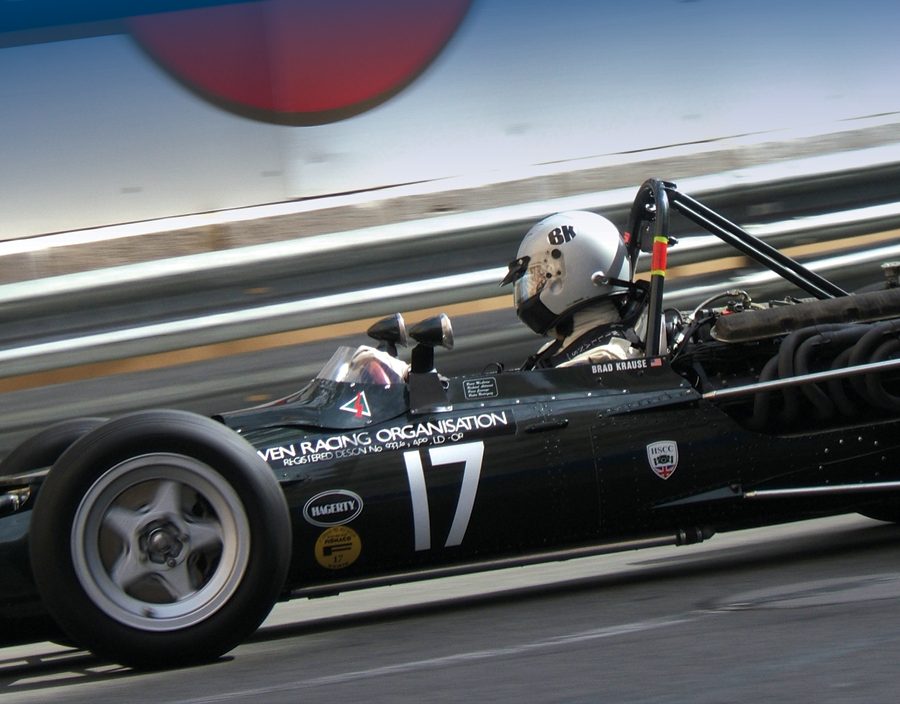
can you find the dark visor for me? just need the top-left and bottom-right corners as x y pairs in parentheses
(500, 256), (530, 286)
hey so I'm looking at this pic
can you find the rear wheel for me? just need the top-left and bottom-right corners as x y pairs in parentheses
(0, 417), (106, 475)
(0, 418), (106, 646)
(29, 410), (291, 669)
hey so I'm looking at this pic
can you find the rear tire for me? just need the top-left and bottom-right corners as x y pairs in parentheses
(29, 410), (291, 669)
(1, 417), (106, 475)
(0, 418), (106, 648)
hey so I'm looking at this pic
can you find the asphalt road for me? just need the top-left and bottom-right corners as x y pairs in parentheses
(2, 514), (900, 703)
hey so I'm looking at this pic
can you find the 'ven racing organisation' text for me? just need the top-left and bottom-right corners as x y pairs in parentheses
(258, 411), (513, 466)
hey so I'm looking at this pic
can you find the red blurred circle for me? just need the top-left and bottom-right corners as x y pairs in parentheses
(128, 0), (473, 124)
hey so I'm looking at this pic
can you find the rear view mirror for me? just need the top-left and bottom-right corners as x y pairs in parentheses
(367, 313), (408, 357)
(409, 313), (453, 350)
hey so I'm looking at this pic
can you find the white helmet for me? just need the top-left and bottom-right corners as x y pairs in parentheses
(501, 210), (632, 334)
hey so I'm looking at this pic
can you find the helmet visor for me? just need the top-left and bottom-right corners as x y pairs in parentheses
(513, 264), (548, 311)
(500, 255), (529, 286)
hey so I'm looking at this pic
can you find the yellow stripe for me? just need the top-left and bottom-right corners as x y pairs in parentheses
(650, 269), (667, 277)
(654, 236), (669, 245)
(639, 227), (900, 281)
(3, 227), (898, 395)
(0, 295), (513, 394)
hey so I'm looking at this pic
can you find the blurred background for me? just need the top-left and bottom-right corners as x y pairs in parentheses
(2, 0), (900, 457)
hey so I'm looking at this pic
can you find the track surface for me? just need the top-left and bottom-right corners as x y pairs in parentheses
(3, 514), (900, 703)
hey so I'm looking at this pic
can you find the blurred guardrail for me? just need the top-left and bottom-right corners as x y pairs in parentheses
(1, 154), (900, 379)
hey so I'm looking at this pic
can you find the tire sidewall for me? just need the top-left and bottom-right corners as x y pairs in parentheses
(29, 410), (291, 668)
(1, 417), (107, 476)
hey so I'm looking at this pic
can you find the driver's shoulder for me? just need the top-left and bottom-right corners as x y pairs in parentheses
(556, 335), (638, 367)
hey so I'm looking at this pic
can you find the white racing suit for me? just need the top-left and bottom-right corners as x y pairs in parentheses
(525, 300), (647, 369)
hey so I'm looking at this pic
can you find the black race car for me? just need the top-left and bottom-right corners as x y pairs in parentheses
(3, 178), (900, 669)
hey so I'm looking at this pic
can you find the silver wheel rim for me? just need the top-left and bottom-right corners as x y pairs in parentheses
(71, 453), (251, 632)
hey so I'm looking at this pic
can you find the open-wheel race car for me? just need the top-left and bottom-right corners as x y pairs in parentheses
(3, 178), (900, 669)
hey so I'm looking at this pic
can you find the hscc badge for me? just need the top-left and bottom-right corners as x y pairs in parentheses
(315, 526), (362, 569)
(646, 440), (678, 479)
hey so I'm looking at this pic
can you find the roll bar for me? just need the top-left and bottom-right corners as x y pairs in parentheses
(625, 179), (849, 356)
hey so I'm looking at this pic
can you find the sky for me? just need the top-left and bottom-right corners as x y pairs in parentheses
(2, 0), (899, 235)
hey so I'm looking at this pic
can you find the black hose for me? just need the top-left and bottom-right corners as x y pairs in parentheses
(737, 318), (900, 430)
(864, 338), (900, 411)
(827, 346), (860, 417)
(777, 325), (847, 424)
(748, 354), (781, 430)
(795, 325), (867, 420)
(849, 320), (900, 400)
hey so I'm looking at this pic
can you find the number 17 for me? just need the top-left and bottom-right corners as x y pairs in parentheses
(403, 441), (484, 551)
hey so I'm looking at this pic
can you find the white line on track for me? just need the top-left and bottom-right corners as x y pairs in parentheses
(172, 613), (698, 703)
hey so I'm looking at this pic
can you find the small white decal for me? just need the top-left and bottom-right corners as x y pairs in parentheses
(647, 440), (678, 479)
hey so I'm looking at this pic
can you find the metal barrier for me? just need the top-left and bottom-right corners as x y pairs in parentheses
(2, 158), (900, 379)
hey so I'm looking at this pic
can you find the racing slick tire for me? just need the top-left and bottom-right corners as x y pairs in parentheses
(0, 417), (106, 475)
(29, 410), (291, 669)
(0, 418), (106, 647)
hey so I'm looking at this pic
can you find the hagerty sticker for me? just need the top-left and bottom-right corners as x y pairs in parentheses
(303, 490), (364, 527)
(646, 440), (679, 479)
(258, 410), (513, 466)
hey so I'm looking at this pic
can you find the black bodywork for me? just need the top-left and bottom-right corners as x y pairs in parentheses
(229, 330), (900, 596)
(3, 178), (900, 654)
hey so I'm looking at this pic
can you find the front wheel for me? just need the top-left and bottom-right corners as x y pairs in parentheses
(29, 410), (291, 669)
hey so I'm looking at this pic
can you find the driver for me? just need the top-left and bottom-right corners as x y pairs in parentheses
(349, 345), (410, 384)
(501, 210), (648, 369)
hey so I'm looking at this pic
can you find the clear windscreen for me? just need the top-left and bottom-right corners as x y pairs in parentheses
(315, 346), (407, 385)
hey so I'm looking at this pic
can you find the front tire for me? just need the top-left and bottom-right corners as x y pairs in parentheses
(29, 410), (291, 669)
